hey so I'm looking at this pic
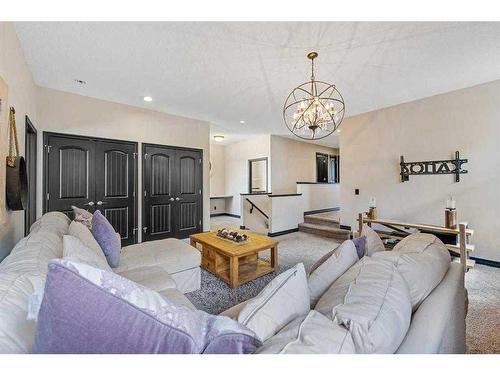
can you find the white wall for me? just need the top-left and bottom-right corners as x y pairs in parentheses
(209, 143), (226, 196)
(341, 80), (500, 262)
(36, 87), (211, 237)
(269, 195), (305, 234)
(297, 183), (341, 212)
(224, 135), (271, 216)
(270, 135), (339, 194)
(0, 23), (38, 260)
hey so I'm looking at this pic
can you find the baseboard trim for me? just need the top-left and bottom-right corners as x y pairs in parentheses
(304, 207), (340, 215)
(268, 228), (299, 237)
(470, 256), (500, 268)
(210, 213), (241, 218)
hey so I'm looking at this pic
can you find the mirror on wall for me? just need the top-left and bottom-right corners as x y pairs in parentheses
(248, 157), (268, 193)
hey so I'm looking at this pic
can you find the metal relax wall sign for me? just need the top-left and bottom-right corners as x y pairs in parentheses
(400, 151), (468, 182)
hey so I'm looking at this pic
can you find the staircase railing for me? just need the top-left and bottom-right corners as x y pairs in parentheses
(246, 198), (269, 219)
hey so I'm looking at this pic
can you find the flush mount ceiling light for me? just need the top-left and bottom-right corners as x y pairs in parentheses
(213, 135), (225, 142)
(143, 96), (153, 102)
(239, 120), (245, 124)
(283, 52), (345, 140)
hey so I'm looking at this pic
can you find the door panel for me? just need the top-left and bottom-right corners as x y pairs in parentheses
(143, 145), (202, 240)
(143, 145), (176, 241)
(95, 141), (136, 245)
(46, 135), (95, 215)
(44, 133), (137, 245)
(176, 149), (202, 238)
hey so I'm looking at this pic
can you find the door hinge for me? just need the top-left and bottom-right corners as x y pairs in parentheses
(199, 189), (202, 195)
(144, 153), (148, 160)
(144, 190), (147, 197)
(45, 145), (52, 154)
(46, 193), (50, 201)
(133, 152), (137, 159)
(199, 159), (202, 164)
(132, 191), (135, 197)
(199, 219), (202, 226)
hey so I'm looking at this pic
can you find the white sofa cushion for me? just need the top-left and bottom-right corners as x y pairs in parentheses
(308, 240), (359, 307)
(0, 232), (62, 276)
(237, 263), (310, 342)
(362, 224), (385, 256)
(319, 258), (412, 353)
(117, 266), (177, 292)
(29, 211), (70, 237)
(63, 235), (112, 272)
(372, 233), (451, 311)
(68, 221), (102, 254)
(0, 273), (43, 353)
(257, 310), (355, 354)
(116, 238), (201, 274)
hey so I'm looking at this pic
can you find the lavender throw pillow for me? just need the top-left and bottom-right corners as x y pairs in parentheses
(71, 206), (93, 229)
(34, 260), (261, 354)
(352, 236), (366, 259)
(91, 210), (120, 268)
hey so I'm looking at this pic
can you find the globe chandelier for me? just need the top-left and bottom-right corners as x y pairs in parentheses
(283, 52), (345, 140)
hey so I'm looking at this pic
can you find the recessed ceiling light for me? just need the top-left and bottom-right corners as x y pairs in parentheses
(74, 79), (86, 85)
(213, 135), (225, 142)
(239, 120), (245, 124)
(143, 96), (153, 102)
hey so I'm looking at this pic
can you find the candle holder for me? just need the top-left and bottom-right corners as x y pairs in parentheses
(445, 196), (457, 229)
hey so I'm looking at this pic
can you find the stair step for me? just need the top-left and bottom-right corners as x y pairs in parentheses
(304, 215), (340, 227)
(298, 222), (350, 241)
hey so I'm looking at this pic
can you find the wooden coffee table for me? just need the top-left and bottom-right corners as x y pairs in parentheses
(190, 230), (278, 288)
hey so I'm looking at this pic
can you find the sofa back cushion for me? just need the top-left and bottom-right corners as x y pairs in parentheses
(0, 273), (44, 353)
(315, 257), (412, 353)
(372, 233), (451, 311)
(362, 224), (385, 256)
(237, 263), (310, 342)
(308, 240), (359, 307)
(0, 232), (62, 276)
(257, 310), (355, 354)
(34, 260), (261, 354)
(29, 211), (70, 237)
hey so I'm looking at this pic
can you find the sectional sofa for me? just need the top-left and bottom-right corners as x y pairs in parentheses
(0, 212), (467, 353)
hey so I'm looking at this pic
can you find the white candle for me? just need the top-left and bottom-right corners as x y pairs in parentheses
(370, 197), (377, 208)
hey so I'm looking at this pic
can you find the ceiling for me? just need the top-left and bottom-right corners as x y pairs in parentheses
(15, 22), (500, 146)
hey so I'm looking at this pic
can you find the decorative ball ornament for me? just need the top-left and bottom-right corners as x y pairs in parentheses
(283, 52), (345, 140)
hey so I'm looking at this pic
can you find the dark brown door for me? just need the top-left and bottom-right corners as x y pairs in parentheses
(44, 133), (137, 245)
(143, 144), (202, 241)
(24, 116), (37, 235)
(45, 135), (96, 216)
(95, 141), (137, 245)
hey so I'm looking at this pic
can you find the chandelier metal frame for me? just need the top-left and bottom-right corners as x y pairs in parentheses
(283, 52), (345, 140)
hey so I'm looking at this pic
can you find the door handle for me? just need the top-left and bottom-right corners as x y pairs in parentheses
(84, 201), (95, 206)
(175, 197), (183, 201)
(97, 201), (107, 206)
(169, 197), (175, 201)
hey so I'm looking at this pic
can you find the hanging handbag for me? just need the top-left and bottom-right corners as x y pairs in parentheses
(6, 107), (28, 211)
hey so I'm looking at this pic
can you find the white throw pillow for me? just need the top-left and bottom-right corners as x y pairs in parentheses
(362, 224), (385, 256)
(308, 240), (359, 307)
(329, 257), (412, 353)
(372, 233), (451, 311)
(69, 220), (105, 256)
(63, 235), (112, 272)
(257, 310), (355, 354)
(237, 263), (310, 342)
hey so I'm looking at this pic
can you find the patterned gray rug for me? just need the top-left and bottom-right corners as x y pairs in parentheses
(186, 265), (292, 315)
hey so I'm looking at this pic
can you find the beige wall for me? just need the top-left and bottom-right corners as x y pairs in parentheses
(36, 88), (211, 238)
(0, 23), (38, 260)
(209, 143), (226, 196)
(341, 80), (500, 262)
(224, 135), (271, 216)
(270, 135), (339, 194)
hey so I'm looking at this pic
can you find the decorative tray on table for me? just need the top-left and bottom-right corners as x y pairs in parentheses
(215, 228), (249, 245)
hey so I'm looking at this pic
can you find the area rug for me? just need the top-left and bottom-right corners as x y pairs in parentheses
(186, 265), (292, 315)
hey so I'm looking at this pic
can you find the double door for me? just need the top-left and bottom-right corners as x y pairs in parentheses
(143, 144), (203, 241)
(44, 133), (137, 245)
